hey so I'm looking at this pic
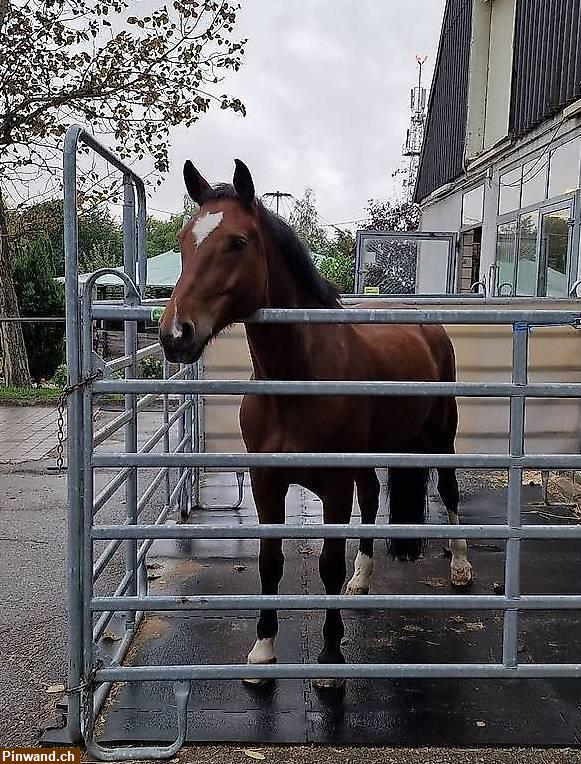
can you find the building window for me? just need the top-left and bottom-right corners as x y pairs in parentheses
(495, 206), (574, 297)
(499, 166), (522, 214)
(462, 185), (484, 228)
(516, 212), (539, 296)
(496, 221), (517, 293)
(548, 138), (581, 199)
(495, 139), (579, 297)
(521, 155), (548, 208)
(540, 207), (570, 297)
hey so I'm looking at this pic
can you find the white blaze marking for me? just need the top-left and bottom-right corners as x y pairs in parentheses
(346, 551), (373, 593)
(171, 300), (182, 339)
(193, 211), (223, 247)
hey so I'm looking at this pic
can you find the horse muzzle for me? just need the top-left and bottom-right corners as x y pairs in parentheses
(159, 320), (207, 364)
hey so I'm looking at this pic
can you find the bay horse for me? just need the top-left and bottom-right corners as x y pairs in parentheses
(159, 159), (473, 690)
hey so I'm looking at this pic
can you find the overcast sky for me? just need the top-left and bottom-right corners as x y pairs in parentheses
(149, 1), (446, 229)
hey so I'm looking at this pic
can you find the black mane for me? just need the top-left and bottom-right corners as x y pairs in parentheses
(207, 184), (341, 308)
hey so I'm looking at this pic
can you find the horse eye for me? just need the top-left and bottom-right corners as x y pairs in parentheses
(231, 237), (247, 252)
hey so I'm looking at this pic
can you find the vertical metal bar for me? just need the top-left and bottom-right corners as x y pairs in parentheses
(62, 126), (84, 742)
(135, 181), (148, 297)
(163, 358), (171, 508)
(354, 231), (363, 293)
(122, 175), (139, 620)
(193, 358), (203, 507)
(184, 364), (194, 518)
(81, 295), (96, 707)
(503, 322), (528, 668)
(177, 363), (186, 515)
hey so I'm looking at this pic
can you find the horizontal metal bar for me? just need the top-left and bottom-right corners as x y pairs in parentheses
(93, 378), (581, 398)
(95, 662), (581, 682)
(91, 593), (581, 612)
(102, 296), (581, 306)
(94, 468), (182, 582)
(92, 569), (135, 642)
(90, 523), (581, 541)
(92, 612), (144, 719)
(92, 452), (581, 469)
(93, 366), (193, 447)
(94, 406), (192, 516)
(93, 593), (506, 611)
(0, 316), (66, 323)
(91, 305), (581, 325)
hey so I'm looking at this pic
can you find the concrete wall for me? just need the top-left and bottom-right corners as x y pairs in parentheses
(200, 300), (581, 458)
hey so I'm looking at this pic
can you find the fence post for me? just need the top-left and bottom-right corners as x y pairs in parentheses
(502, 321), (528, 667)
(122, 175), (140, 618)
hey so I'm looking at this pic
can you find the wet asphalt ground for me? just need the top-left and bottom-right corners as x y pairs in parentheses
(1, 411), (581, 761)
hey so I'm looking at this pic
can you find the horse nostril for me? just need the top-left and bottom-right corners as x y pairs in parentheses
(181, 320), (195, 342)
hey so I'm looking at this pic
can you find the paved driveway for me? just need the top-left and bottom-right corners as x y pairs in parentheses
(0, 406), (62, 463)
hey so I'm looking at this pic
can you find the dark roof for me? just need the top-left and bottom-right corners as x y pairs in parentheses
(415, 0), (581, 203)
(510, 0), (581, 136)
(413, 0), (472, 203)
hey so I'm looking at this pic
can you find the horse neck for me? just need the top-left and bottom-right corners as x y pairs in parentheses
(244, 240), (329, 380)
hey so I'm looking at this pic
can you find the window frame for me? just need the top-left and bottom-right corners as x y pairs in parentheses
(496, 195), (578, 296)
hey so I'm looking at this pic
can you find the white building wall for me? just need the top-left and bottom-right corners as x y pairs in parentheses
(483, 0), (516, 149)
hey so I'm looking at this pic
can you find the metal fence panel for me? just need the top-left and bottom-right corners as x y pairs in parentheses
(62, 126), (581, 759)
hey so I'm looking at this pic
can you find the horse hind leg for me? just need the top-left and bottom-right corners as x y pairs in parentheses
(346, 469), (380, 595)
(437, 467), (473, 587)
(244, 470), (288, 686)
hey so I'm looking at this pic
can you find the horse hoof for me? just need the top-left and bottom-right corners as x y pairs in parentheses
(451, 560), (473, 588)
(313, 677), (346, 691)
(242, 676), (274, 688)
(345, 582), (369, 596)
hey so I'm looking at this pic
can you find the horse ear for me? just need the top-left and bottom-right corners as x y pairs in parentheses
(233, 159), (255, 207)
(183, 160), (212, 205)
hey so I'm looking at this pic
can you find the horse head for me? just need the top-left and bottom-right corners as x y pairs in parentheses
(159, 159), (268, 364)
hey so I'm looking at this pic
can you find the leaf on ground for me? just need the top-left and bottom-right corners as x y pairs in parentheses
(233, 564), (247, 572)
(298, 546), (314, 555)
(419, 577), (447, 589)
(147, 573), (162, 581)
(46, 684), (66, 694)
(243, 750), (266, 760)
(102, 630), (121, 643)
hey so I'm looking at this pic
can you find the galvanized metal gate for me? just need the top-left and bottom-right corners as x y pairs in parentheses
(62, 127), (581, 759)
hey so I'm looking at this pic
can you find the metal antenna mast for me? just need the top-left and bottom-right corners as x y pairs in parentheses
(262, 191), (293, 216)
(402, 55), (428, 201)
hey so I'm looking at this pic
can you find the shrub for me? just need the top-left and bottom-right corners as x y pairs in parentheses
(140, 357), (163, 379)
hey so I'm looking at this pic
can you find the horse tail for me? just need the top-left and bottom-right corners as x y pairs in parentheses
(387, 467), (429, 561)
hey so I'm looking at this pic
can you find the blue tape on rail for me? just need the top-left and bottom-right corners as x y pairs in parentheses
(513, 322), (529, 332)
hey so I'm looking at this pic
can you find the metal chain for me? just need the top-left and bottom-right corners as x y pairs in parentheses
(55, 369), (103, 472)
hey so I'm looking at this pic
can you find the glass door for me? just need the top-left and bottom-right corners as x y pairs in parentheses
(538, 205), (573, 297)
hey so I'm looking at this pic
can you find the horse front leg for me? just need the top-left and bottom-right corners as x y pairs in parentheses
(346, 469), (380, 595)
(244, 469), (288, 686)
(314, 476), (354, 691)
(437, 467), (473, 587)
